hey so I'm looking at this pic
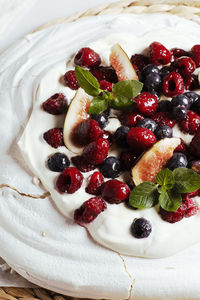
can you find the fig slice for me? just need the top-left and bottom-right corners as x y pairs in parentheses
(131, 138), (181, 186)
(110, 43), (138, 81)
(63, 88), (91, 154)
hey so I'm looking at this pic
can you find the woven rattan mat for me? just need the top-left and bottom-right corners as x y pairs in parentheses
(2, 0), (200, 299)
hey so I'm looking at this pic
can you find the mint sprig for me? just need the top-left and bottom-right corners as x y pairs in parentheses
(129, 168), (200, 212)
(75, 66), (143, 113)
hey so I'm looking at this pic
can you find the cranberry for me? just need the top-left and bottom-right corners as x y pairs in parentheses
(82, 138), (110, 165)
(43, 128), (63, 148)
(85, 171), (104, 195)
(99, 80), (113, 92)
(63, 70), (79, 90)
(130, 54), (149, 71)
(56, 167), (83, 193)
(135, 92), (158, 116)
(42, 93), (68, 115)
(179, 111), (200, 134)
(71, 156), (96, 173)
(90, 66), (118, 83)
(120, 151), (138, 170)
(162, 72), (184, 97)
(119, 111), (144, 127)
(170, 48), (189, 60)
(149, 42), (172, 65)
(74, 47), (101, 68)
(74, 197), (107, 224)
(127, 127), (157, 152)
(101, 179), (130, 204)
(189, 130), (200, 158)
(172, 56), (196, 76)
(191, 44), (200, 67)
(151, 112), (176, 128)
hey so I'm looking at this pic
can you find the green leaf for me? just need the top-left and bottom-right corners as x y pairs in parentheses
(159, 189), (182, 212)
(88, 97), (108, 114)
(75, 66), (100, 96)
(129, 182), (159, 209)
(156, 168), (174, 190)
(173, 168), (200, 193)
(110, 97), (134, 110)
(112, 80), (143, 101)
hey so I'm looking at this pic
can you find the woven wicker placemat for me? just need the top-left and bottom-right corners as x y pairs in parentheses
(2, 0), (200, 299)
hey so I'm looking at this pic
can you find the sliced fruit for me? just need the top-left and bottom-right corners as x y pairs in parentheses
(110, 43), (138, 81)
(63, 88), (91, 154)
(131, 138), (181, 186)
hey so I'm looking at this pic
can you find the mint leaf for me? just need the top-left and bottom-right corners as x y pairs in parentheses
(159, 189), (182, 212)
(75, 66), (100, 96)
(110, 97), (134, 110)
(88, 97), (108, 114)
(129, 182), (159, 209)
(112, 80), (143, 101)
(173, 168), (200, 193)
(156, 168), (174, 190)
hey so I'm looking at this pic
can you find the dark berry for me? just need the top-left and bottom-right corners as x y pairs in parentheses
(149, 42), (172, 65)
(162, 72), (184, 97)
(172, 105), (187, 121)
(144, 73), (161, 92)
(179, 110), (200, 134)
(184, 92), (200, 105)
(100, 156), (122, 179)
(74, 47), (101, 67)
(119, 111), (144, 127)
(151, 112), (176, 128)
(101, 179), (130, 204)
(155, 125), (172, 139)
(63, 70), (79, 90)
(172, 56), (196, 76)
(113, 126), (129, 147)
(190, 160), (200, 174)
(56, 167), (83, 193)
(159, 66), (171, 79)
(184, 74), (199, 91)
(99, 80), (113, 92)
(191, 98), (200, 115)
(91, 113), (108, 129)
(130, 54), (149, 71)
(189, 131), (200, 158)
(191, 45), (200, 67)
(130, 218), (152, 238)
(73, 119), (103, 146)
(90, 66), (118, 83)
(43, 128), (63, 148)
(166, 153), (188, 171)
(127, 127), (157, 152)
(82, 138), (110, 165)
(136, 118), (157, 132)
(142, 64), (159, 77)
(174, 139), (188, 154)
(74, 197), (107, 224)
(47, 153), (70, 172)
(42, 93), (68, 115)
(101, 130), (113, 145)
(157, 100), (172, 112)
(71, 155), (96, 173)
(171, 48), (188, 59)
(171, 94), (191, 109)
(135, 92), (158, 116)
(120, 151), (138, 170)
(85, 171), (104, 195)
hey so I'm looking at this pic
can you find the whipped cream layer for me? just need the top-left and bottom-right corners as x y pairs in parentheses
(17, 14), (200, 258)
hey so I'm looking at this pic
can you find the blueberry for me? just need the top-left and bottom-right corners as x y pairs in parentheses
(184, 92), (200, 105)
(47, 153), (70, 172)
(136, 118), (157, 132)
(166, 153), (188, 171)
(100, 156), (122, 178)
(191, 98), (200, 115)
(144, 73), (161, 91)
(113, 126), (129, 147)
(91, 113), (108, 129)
(160, 66), (170, 79)
(130, 218), (152, 239)
(157, 100), (172, 112)
(155, 125), (173, 139)
(172, 105), (187, 121)
(143, 64), (159, 77)
(189, 160), (200, 174)
(171, 94), (190, 109)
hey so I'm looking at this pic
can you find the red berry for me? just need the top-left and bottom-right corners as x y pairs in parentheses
(90, 66), (118, 83)
(101, 179), (130, 204)
(171, 48), (189, 60)
(184, 74), (199, 91)
(56, 167), (83, 193)
(130, 54), (149, 71)
(74, 197), (107, 224)
(99, 80), (112, 92)
(149, 42), (172, 65)
(86, 171), (104, 195)
(191, 44), (200, 67)
(127, 127), (157, 152)
(82, 138), (109, 165)
(71, 155), (96, 173)
(42, 93), (67, 115)
(151, 112), (176, 128)
(120, 151), (138, 170)
(189, 130), (200, 158)
(162, 72), (184, 97)
(119, 111), (144, 127)
(174, 138), (188, 154)
(74, 47), (101, 68)
(172, 56), (196, 76)
(43, 128), (63, 148)
(135, 92), (158, 116)
(179, 111), (200, 134)
(101, 130), (113, 145)
(64, 70), (79, 90)
(73, 119), (103, 146)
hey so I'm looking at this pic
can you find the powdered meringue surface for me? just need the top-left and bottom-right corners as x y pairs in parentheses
(1, 13), (200, 299)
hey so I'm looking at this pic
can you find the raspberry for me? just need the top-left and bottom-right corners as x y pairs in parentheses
(172, 57), (196, 76)
(174, 139), (188, 154)
(130, 54), (149, 71)
(151, 112), (176, 128)
(56, 167), (83, 194)
(71, 155), (96, 173)
(82, 138), (110, 165)
(119, 111), (144, 127)
(120, 151), (138, 170)
(179, 111), (200, 134)
(99, 80), (113, 92)
(74, 47), (101, 68)
(101, 179), (130, 204)
(127, 127), (157, 152)
(162, 72), (184, 97)
(73, 119), (103, 147)
(43, 128), (63, 148)
(63, 70), (79, 90)
(85, 171), (104, 195)
(42, 93), (67, 115)
(74, 197), (107, 224)
(184, 74), (199, 91)
(90, 66), (118, 83)
(135, 92), (158, 116)
(149, 42), (172, 65)
(189, 130), (200, 158)
(101, 130), (113, 145)
(171, 48), (189, 60)
(191, 44), (200, 67)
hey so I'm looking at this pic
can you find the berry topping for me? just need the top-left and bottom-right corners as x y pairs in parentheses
(127, 127), (157, 152)
(179, 110), (200, 134)
(151, 112), (176, 127)
(71, 155), (96, 173)
(159, 66), (171, 79)
(166, 153), (188, 171)
(100, 156), (122, 179)
(42, 93), (68, 115)
(63, 70), (79, 90)
(144, 73), (161, 93)
(189, 131), (200, 158)
(90, 66), (118, 83)
(149, 42), (172, 65)
(73, 119), (103, 146)
(99, 80), (113, 92)
(155, 125), (173, 140)
(74, 47), (101, 68)
(171, 48), (189, 59)
(120, 151), (138, 170)
(191, 44), (200, 67)
(172, 105), (187, 121)
(91, 113), (108, 129)
(47, 153), (70, 172)
(136, 118), (158, 132)
(82, 138), (110, 165)
(113, 126), (129, 147)
(142, 64), (159, 77)
(130, 218), (152, 238)
(174, 139), (188, 154)
(171, 94), (191, 109)
(101, 179), (130, 204)
(157, 100), (172, 112)
(85, 171), (104, 195)
(43, 128), (64, 148)
(162, 72), (184, 97)
(172, 56), (196, 76)
(119, 111), (144, 127)
(135, 92), (158, 116)
(130, 54), (149, 71)
(184, 91), (200, 105)
(56, 167), (83, 193)
(190, 160), (200, 174)
(74, 197), (107, 224)
(184, 74), (199, 91)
